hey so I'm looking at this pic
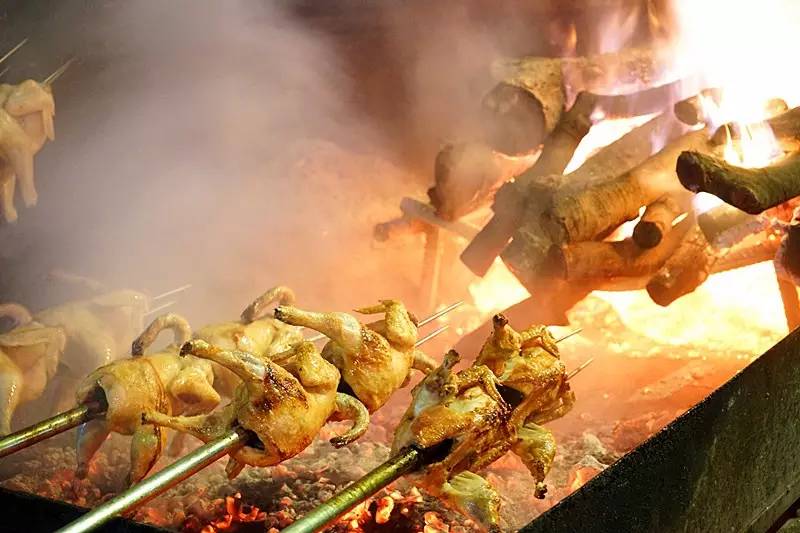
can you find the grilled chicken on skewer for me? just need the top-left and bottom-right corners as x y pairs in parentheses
(195, 286), (303, 395)
(0, 303), (66, 434)
(74, 314), (219, 485)
(35, 289), (152, 410)
(391, 316), (575, 532)
(143, 339), (369, 479)
(274, 299), (437, 412)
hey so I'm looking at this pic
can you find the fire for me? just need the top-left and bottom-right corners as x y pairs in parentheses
(468, 258), (529, 316)
(671, 0), (800, 167)
(194, 493), (265, 533)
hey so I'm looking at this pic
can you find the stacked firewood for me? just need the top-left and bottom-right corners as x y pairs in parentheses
(389, 45), (800, 328)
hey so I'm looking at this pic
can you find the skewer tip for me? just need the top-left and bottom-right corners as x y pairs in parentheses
(43, 57), (76, 86)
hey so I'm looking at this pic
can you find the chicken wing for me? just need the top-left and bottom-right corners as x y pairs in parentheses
(144, 339), (369, 479)
(0, 303), (66, 434)
(274, 299), (432, 412)
(74, 313), (218, 484)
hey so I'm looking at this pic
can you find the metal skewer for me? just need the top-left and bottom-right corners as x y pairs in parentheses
(0, 38), (28, 66)
(53, 324), (452, 532)
(567, 357), (594, 380)
(151, 284), (192, 302)
(42, 57), (76, 86)
(0, 400), (105, 459)
(308, 301), (463, 343)
(143, 300), (176, 318)
(285, 327), (588, 532)
(282, 446), (426, 533)
(55, 428), (249, 533)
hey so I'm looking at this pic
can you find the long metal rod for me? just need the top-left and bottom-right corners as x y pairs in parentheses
(0, 38), (28, 66)
(0, 401), (104, 459)
(55, 428), (248, 533)
(282, 446), (424, 533)
(151, 284), (192, 302)
(308, 301), (462, 343)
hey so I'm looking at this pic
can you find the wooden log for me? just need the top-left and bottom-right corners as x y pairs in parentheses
(776, 271), (800, 331)
(399, 197), (479, 240)
(498, 112), (687, 282)
(776, 216), (800, 286)
(676, 151), (800, 214)
(633, 191), (692, 248)
(646, 222), (715, 306)
(672, 90), (786, 127)
(543, 127), (710, 245)
(711, 106), (800, 147)
(483, 47), (679, 154)
(544, 215), (693, 282)
(373, 214), (425, 242)
(427, 141), (537, 221)
(711, 238), (779, 275)
(697, 203), (761, 247)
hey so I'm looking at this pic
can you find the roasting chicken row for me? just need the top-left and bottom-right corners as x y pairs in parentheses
(391, 315), (575, 532)
(0, 78), (56, 223)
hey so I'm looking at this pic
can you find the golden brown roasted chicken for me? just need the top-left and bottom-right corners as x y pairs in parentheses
(0, 303), (66, 434)
(274, 299), (437, 412)
(144, 339), (369, 479)
(74, 314), (219, 484)
(391, 316), (575, 532)
(194, 286), (304, 395)
(0, 79), (55, 223)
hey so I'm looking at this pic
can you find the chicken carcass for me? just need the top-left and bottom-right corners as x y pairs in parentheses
(35, 289), (150, 410)
(0, 79), (56, 223)
(144, 339), (369, 479)
(391, 316), (575, 531)
(274, 299), (437, 412)
(0, 303), (66, 434)
(74, 313), (219, 484)
(195, 286), (304, 395)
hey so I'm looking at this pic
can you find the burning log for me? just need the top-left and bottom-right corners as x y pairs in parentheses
(465, 111), (685, 277)
(697, 203), (761, 247)
(710, 106), (800, 150)
(543, 128), (710, 246)
(483, 47), (676, 154)
(676, 151), (800, 214)
(544, 215), (694, 284)
(674, 88), (788, 127)
(373, 214), (425, 242)
(427, 141), (537, 221)
(646, 223), (715, 306)
(632, 192), (692, 248)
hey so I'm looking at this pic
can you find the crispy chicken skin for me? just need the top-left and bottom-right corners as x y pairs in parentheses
(144, 340), (369, 479)
(392, 350), (511, 532)
(74, 313), (218, 485)
(274, 299), (435, 412)
(0, 303), (66, 434)
(194, 286), (303, 395)
(0, 79), (55, 223)
(476, 314), (574, 427)
(391, 317), (575, 531)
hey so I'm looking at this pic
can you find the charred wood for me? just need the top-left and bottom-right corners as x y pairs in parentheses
(677, 151), (800, 214)
(483, 47), (678, 154)
(373, 214), (426, 242)
(632, 191), (692, 248)
(673, 88), (723, 126)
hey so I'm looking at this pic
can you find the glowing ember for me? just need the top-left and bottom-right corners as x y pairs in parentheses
(374, 496), (395, 524)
